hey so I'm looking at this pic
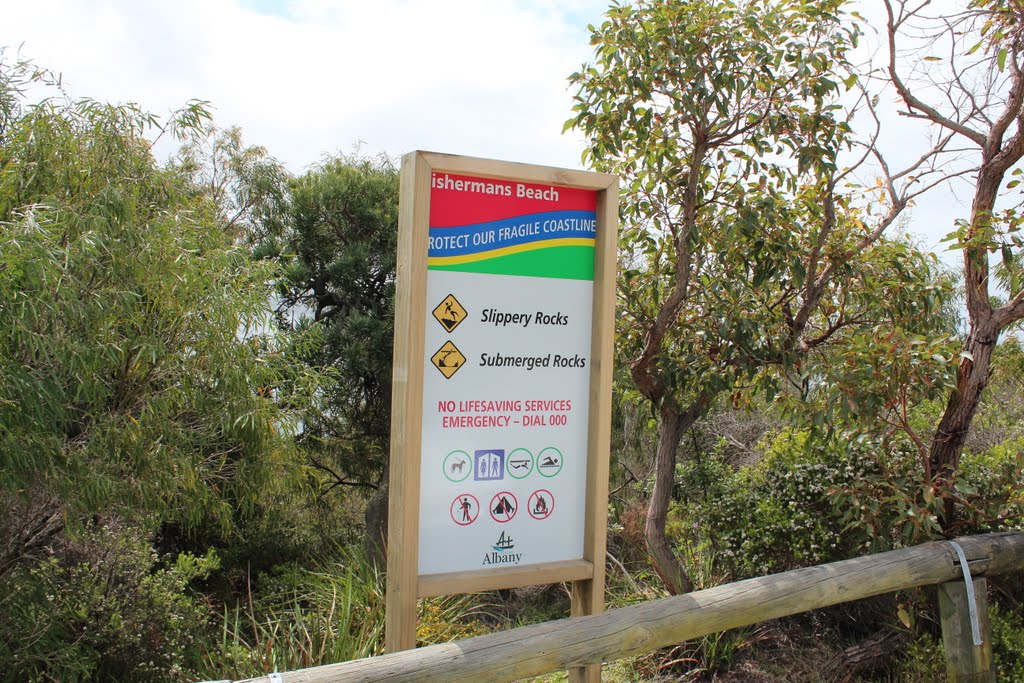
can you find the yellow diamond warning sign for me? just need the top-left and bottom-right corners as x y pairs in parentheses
(432, 294), (468, 333)
(431, 341), (467, 379)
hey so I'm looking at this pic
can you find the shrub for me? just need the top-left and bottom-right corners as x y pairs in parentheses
(992, 602), (1024, 681)
(196, 547), (491, 681)
(680, 428), (1023, 581)
(956, 440), (1024, 534)
(679, 430), (881, 578)
(197, 552), (386, 679)
(0, 525), (216, 682)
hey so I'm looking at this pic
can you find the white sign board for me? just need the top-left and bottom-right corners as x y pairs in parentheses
(418, 172), (599, 574)
(386, 153), (616, 664)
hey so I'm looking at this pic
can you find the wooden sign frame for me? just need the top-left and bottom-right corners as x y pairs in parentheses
(385, 151), (617, 683)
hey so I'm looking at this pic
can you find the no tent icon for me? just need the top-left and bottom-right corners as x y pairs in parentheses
(489, 492), (517, 523)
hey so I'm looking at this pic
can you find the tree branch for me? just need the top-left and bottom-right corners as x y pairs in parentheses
(884, 0), (988, 147)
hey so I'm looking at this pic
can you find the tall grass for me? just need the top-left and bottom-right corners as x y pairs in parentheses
(197, 549), (386, 680)
(196, 547), (493, 680)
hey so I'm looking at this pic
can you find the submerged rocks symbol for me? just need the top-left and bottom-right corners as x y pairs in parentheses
(431, 341), (466, 379)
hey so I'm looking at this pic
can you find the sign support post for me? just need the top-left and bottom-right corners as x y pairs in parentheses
(386, 152), (617, 682)
(567, 178), (617, 683)
(385, 154), (432, 652)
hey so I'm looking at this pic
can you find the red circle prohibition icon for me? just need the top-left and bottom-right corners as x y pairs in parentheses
(489, 491), (518, 523)
(528, 489), (554, 520)
(450, 493), (480, 526)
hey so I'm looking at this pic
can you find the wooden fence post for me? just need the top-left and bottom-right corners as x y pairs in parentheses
(939, 577), (993, 683)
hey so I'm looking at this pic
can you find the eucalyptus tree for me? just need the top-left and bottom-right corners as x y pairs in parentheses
(568, 0), (951, 593)
(884, 0), (1024, 527)
(176, 123), (291, 246)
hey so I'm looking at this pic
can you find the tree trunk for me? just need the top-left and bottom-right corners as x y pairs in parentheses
(364, 479), (389, 568)
(928, 323), (999, 527)
(644, 405), (694, 595)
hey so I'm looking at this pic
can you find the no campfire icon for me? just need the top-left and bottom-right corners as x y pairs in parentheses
(528, 489), (554, 520)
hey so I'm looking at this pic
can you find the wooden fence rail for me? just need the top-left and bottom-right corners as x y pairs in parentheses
(234, 532), (1024, 683)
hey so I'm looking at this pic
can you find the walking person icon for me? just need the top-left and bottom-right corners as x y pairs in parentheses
(450, 493), (479, 526)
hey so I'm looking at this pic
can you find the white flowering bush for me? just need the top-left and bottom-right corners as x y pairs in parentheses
(678, 429), (1024, 581)
(678, 430), (880, 578)
(0, 525), (216, 682)
(956, 438), (1024, 533)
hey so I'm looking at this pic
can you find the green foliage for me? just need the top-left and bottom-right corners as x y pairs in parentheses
(680, 425), (1024, 581)
(198, 552), (386, 679)
(825, 441), (945, 554)
(274, 155), (400, 490)
(568, 0), (953, 596)
(968, 338), (1024, 450)
(991, 602), (1024, 681)
(904, 0), (1024, 307)
(0, 525), (216, 682)
(828, 435), (1023, 550)
(416, 595), (492, 645)
(175, 124), (291, 245)
(894, 632), (947, 683)
(956, 439), (1024, 533)
(570, 0), (857, 173)
(680, 430), (876, 578)
(793, 243), (959, 435)
(196, 547), (489, 680)
(649, 626), (764, 681)
(569, 0), (880, 420)
(0, 54), (337, 682)
(894, 596), (1024, 683)
(0, 59), (303, 532)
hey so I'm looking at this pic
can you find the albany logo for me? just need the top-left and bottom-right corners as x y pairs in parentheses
(482, 531), (522, 566)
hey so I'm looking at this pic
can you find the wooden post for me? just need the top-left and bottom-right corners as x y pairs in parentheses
(568, 181), (618, 683)
(939, 577), (993, 683)
(385, 152), (432, 653)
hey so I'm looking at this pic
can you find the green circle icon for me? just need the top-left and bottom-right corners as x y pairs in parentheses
(537, 447), (563, 478)
(506, 448), (534, 479)
(443, 450), (471, 482)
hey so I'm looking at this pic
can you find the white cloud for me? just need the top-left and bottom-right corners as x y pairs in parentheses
(2, 0), (607, 172)
(2, 0), (969, 254)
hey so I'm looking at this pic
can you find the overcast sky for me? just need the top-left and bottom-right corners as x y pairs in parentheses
(3, 0), (611, 172)
(3, 0), (970, 260)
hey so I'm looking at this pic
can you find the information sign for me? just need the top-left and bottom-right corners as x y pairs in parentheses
(386, 153), (617, 680)
(418, 170), (599, 574)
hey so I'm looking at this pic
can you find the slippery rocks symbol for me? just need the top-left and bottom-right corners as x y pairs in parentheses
(432, 294), (467, 333)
